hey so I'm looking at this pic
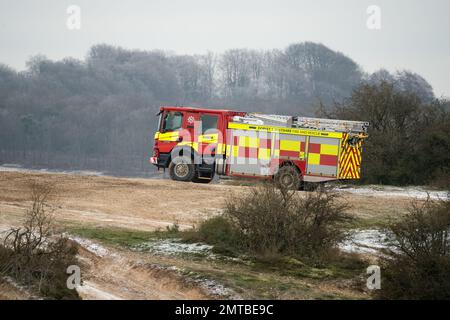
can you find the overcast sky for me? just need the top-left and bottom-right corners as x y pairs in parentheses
(0, 0), (449, 97)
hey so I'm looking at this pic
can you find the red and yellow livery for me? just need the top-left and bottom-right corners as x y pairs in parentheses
(150, 106), (368, 189)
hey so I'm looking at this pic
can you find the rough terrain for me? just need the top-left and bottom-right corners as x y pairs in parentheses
(0, 171), (425, 231)
(0, 170), (443, 300)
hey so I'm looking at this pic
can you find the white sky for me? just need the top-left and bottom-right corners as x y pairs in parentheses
(0, 0), (449, 97)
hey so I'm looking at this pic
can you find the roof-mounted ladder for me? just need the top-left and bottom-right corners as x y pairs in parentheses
(293, 117), (369, 134)
(232, 113), (369, 134)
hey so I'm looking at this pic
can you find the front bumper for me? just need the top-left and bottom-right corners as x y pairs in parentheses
(149, 153), (171, 168)
(149, 156), (158, 164)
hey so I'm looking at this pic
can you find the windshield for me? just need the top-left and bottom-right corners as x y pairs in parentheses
(162, 111), (183, 132)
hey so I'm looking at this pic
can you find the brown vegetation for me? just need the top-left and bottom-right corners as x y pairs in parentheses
(0, 180), (80, 299)
(193, 183), (353, 262)
(378, 197), (450, 299)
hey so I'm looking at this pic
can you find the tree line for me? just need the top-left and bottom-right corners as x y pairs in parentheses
(329, 81), (449, 187)
(0, 42), (447, 184)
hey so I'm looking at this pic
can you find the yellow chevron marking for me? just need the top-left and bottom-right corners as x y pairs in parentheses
(338, 133), (362, 179)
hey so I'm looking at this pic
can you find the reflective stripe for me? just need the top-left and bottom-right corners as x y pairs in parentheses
(231, 145), (239, 157)
(177, 141), (199, 151)
(228, 122), (343, 139)
(238, 136), (259, 148)
(198, 133), (218, 143)
(216, 143), (224, 154)
(280, 140), (300, 152)
(320, 144), (339, 155)
(258, 148), (271, 160)
(308, 153), (321, 165)
(157, 131), (179, 141)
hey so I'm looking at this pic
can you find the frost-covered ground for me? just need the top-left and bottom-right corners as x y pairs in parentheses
(0, 163), (104, 176)
(146, 263), (240, 299)
(135, 232), (397, 258)
(335, 185), (448, 200)
(133, 239), (213, 256)
(340, 228), (450, 256)
(70, 236), (114, 258)
(340, 229), (394, 255)
(76, 281), (122, 300)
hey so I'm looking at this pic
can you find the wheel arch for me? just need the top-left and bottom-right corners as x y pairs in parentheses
(277, 160), (303, 178)
(169, 145), (200, 166)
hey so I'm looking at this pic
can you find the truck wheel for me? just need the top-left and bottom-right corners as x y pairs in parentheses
(169, 156), (195, 182)
(275, 165), (301, 190)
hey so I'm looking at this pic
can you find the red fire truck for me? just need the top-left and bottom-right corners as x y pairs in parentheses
(150, 106), (369, 189)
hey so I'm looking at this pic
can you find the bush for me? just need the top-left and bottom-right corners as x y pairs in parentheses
(196, 183), (352, 261)
(0, 180), (80, 300)
(330, 81), (450, 186)
(377, 198), (450, 299)
(194, 216), (242, 255)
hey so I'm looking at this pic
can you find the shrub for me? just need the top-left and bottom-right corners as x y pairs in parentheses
(377, 198), (450, 299)
(197, 183), (352, 261)
(0, 180), (80, 300)
(193, 216), (242, 255)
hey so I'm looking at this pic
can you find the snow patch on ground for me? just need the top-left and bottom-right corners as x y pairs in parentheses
(335, 185), (448, 200)
(76, 281), (122, 300)
(340, 227), (450, 256)
(70, 236), (112, 258)
(145, 263), (241, 299)
(340, 229), (394, 255)
(0, 163), (103, 176)
(193, 277), (239, 299)
(133, 239), (243, 264)
(133, 239), (213, 256)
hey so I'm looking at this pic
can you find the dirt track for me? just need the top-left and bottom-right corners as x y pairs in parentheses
(0, 171), (415, 231)
(74, 242), (208, 300)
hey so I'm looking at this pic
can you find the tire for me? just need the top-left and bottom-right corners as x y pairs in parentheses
(169, 156), (195, 182)
(275, 165), (301, 190)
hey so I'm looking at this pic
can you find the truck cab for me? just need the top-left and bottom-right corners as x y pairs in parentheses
(150, 106), (244, 183)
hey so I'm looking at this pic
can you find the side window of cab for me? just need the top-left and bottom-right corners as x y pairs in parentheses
(162, 111), (183, 132)
(200, 114), (218, 134)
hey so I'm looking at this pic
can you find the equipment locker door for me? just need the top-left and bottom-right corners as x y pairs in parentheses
(227, 129), (273, 176)
(306, 136), (340, 178)
(198, 113), (219, 164)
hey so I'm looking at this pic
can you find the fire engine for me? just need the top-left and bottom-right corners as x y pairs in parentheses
(150, 106), (369, 190)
